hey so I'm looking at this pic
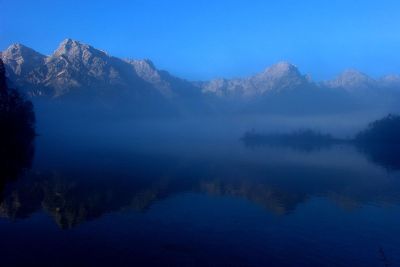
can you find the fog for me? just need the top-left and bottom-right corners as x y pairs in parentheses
(33, 98), (393, 142)
(3, 81), (400, 267)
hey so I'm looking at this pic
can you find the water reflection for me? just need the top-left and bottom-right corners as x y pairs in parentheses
(0, 128), (35, 220)
(355, 143), (400, 171)
(0, 132), (399, 229)
(242, 129), (400, 171)
(241, 129), (344, 152)
(0, 137), (34, 182)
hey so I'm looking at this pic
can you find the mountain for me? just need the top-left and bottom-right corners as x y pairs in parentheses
(380, 74), (400, 89)
(198, 62), (400, 114)
(1, 39), (206, 116)
(322, 69), (378, 91)
(200, 62), (312, 98)
(43, 39), (141, 98)
(1, 39), (400, 116)
(1, 39), (176, 98)
(0, 44), (46, 95)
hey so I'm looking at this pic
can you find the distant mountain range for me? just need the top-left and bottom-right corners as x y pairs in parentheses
(1, 39), (400, 115)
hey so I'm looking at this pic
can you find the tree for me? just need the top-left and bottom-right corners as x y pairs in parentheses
(0, 58), (36, 139)
(0, 58), (36, 182)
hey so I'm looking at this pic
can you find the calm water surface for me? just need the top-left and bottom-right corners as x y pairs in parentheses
(0, 119), (400, 267)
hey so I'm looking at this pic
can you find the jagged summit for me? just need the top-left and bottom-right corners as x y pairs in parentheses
(4, 43), (34, 52)
(1, 43), (45, 78)
(54, 38), (86, 53)
(263, 61), (299, 76)
(52, 38), (108, 60)
(5, 43), (28, 52)
(58, 38), (75, 46)
(2, 43), (45, 59)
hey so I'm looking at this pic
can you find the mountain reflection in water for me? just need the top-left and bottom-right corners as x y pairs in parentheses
(1, 128), (400, 228)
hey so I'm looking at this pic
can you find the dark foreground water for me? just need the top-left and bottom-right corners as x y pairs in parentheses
(1, 119), (400, 267)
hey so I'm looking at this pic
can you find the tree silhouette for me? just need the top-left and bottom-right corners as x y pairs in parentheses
(355, 114), (400, 170)
(0, 59), (35, 139)
(0, 58), (36, 183)
(356, 114), (400, 144)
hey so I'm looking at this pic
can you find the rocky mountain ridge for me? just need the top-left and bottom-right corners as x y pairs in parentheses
(1, 39), (400, 115)
(0, 39), (200, 100)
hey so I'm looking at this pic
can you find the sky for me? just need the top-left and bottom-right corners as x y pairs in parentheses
(1, 0), (400, 81)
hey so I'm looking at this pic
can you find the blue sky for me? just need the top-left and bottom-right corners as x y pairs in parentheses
(1, 0), (400, 80)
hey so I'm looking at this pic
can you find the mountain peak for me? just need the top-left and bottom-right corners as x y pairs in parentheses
(336, 69), (374, 83)
(1, 43), (45, 77)
(264, 61), (299, 75)
(6, 43), (27, 51)
(325, 69), (376, 90)
(381, 74), (400, 82)
(2, 43), (44, 59)
(54, 38), (84, 56)
(58, 38), (84, 47)
(53, 38), (105, 58)
(340, 69), (368, 77)
(380, 74), (400, 88)
(267, 61), (296, 70)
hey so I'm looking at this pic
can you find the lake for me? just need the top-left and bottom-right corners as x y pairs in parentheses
(0, 118), (399, 267)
